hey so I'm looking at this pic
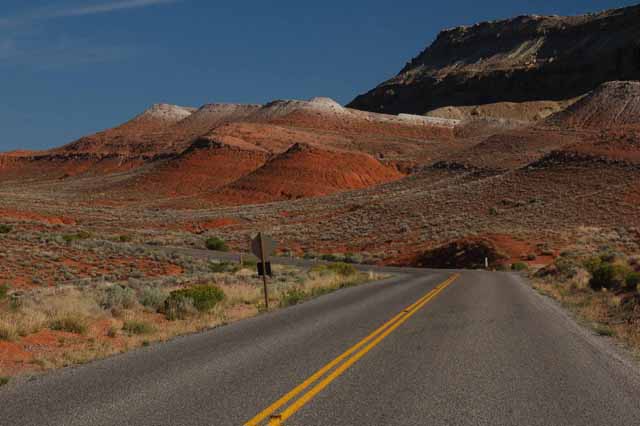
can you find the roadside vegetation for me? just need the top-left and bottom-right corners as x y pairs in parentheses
(532, 248), (640, 354)
(0, 237), (382, 380)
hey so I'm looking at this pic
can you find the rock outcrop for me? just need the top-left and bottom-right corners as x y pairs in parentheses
(349, 5), (640, 115)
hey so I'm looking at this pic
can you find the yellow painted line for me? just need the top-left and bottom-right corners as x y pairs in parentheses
(269, 275), (458, 425)
(245, 274), (459, 426)
(245, 276), (450, 426)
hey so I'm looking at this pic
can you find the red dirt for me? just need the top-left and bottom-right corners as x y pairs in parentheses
(0, 209), (76, 225)
(180, 218), (241, 233)
(484, 234), (555, 266)
(210, 143), (404, 204)
(121, 140), (270, 198)
(61, 257), (183, 279)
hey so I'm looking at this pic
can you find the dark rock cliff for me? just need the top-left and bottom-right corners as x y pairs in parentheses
(348, 5), (640, 114)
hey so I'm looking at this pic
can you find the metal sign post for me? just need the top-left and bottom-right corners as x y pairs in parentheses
(251, 232), (277, 311)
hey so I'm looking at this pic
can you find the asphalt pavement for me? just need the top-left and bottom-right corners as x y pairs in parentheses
(2, 264), (640, 425)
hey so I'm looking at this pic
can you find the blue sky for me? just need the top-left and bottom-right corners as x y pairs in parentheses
(1, 0), (637, 151)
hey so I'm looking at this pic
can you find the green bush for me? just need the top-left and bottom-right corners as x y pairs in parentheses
(625, 272), (640, 292)
(164, 285), (225, 320)
(122, 320), (155, 335)
(600, 252), (617, 263)
(101, 286), (137, 310)
(344, 253), (364, 264)
(0, 377), (9, 387)
(584, 256), (602, 274)
(587, 262), (629, 292)
(50, 315), (87, 335)
(311, 262), (358, 277)
(281, 287), (307, 307)
(511, 262), (528, 271)
(209, 261), (239, 273)
(62, 231), (92, 244)
(309, 287), (334, 298)
(205, 237), (228, 251)
(139, 287), (167, 310)
(118, 234), (133, 243)
(0, 284), (9, 301)
(0, 224), (12, 234)
(242, 259), (258, 269)
(320, 253), (341, 262)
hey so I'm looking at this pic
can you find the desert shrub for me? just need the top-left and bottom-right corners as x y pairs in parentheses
(281, 287), (307, 307)
(62, 231), (91, 244)
(320, 253), (342, 262)
(329, 262), (358, 276)
(101, 286), (137, 310)
(0, 377), (9, 387)
(0, 284), (8, 301)
(303, 252), (318, 260)
(118, 234), (133, 243)
(122, 320), (155, 335)
(593, 324), (615, 337)
(106, 325), (118, 338)
(555, 257), (578, 280)
(309, 286), (334, 298)
(164, 298), (197, 321)
(49, 315), (87, 334)
(242, 259), (258, 269)
(625, 272), (640, 292)
(584, 257), (602, 274)
(164, 285), (224, 320)
(205, 237), (228, 251)
(511, 262), (528, 271)
(209, 261), (239, 274)
(526, 254), (537, 261)
(0, 324), (17, 341)
(600, 252), (618, 263)
(139, 287), (167, 310)
(311, 262), (357, 277)
(344, 253), (363, 264)
(0, 224), (12, 234)
(587, 262), (629, 292)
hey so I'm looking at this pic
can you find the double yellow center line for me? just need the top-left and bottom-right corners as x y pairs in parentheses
(245, 273), (459, 426)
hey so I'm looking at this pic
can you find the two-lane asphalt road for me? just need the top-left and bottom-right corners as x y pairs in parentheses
(2, 268), (640, 425)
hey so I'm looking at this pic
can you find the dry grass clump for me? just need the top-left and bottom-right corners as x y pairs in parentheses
(0, 259), (383, 379)
(533, 249), (640, 353)
(0, 288), (102, 340)
(279, 264), (384, 307)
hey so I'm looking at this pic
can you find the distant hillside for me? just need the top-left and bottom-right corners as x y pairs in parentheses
(349, 4), (640, 115)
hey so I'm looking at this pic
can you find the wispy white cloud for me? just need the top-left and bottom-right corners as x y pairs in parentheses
(0, 1), (179, 68)
(0, 0), (181, 27)
(48, 0), (181, 19)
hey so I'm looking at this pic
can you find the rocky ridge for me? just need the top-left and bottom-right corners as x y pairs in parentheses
(349, 4), (640, 115)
